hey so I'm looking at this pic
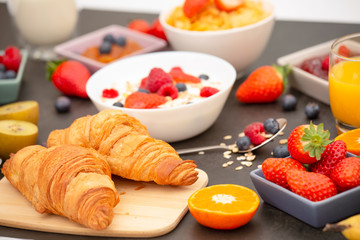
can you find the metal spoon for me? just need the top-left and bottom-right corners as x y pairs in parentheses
(176, 118), (287, 155)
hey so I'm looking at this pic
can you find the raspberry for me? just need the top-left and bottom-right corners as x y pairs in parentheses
(2, 46), (21, 72)
(338, 45), (350, 57)
(146, 68), (173, 93)
(102, 88), (119, 98)
(321, 55), (329, 70)
(244, 122), (266, 145)
(124, 92), (167, 109)
(200, 86), (219, 97)
(157, 83), (178, 99)
(169, 67), (201, 83)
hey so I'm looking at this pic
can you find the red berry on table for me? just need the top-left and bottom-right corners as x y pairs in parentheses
(244, 122), (266, 145)
(235, 65), (291, 103)
(309, 140), (347, 177)
(286, 169), (337, 202)
(127, 19), (151, 34)
(199, 86), (219, 97)
(2, 46), (22, 72)
(157, 83), (178, 99)
(330, 157), (360, 192)
(214, 0), (244, 12)
(146, 67), (174, 93)
(287, 122), (332, 164)
(124, 92), (167, 109)
(262, 158), (306, 189)
(148, 19), (168, 41)
(183, 0), (209, 18)
(46, 60), (91, 98)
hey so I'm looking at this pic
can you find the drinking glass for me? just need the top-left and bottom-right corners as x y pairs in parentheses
(329, 33), (360, 134)
(7, 0), (78, 61)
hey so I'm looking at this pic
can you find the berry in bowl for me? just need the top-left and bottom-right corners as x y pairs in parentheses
(250, 122), (360, 228)
(159, 0), (275, 73)
(86, 51), (236, 142)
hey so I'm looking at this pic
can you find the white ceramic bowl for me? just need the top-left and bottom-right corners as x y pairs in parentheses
(159, 0), (275, 73)
(86, 51), (237, 142)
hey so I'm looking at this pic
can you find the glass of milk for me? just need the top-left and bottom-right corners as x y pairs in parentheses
(7, 0), (78, 60)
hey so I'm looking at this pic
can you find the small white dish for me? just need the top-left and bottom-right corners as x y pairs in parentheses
(277, 40), (333, 104)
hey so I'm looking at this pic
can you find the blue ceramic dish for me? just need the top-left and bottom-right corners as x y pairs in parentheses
(250, 153), (360, 228)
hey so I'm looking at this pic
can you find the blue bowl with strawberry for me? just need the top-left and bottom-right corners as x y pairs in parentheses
(0, 46), (28, 104)
(250, 122), (360, 228)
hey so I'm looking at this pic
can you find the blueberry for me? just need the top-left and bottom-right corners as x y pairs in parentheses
(198, 74), (209, 80)
(0, 63), (5, 72)
(103, 34), (115, 43)
(273, 145), (290, 158)
(175, 83), (187, 92)
(264, 118), (279, 134)
(5, 70), (16, 79)
(282, 94), (297, 111)
(98, 41), (112, 54)
(0, 71), (5, 80)
(55, 96), (71, 113)
(115, 36), (127, 46)
(236, 136), (251, 150)
(113, 102), (124, 108)
(138, 88), (150, 93)
(305, 102), (320, 119)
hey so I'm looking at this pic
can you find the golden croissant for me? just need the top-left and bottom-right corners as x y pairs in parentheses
(1, 144), (119, 230)
(47, 109), (199, 186)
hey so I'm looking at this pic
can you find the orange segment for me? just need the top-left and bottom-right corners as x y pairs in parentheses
(188, 184), (260, 230)
(335, 128), (360, 155)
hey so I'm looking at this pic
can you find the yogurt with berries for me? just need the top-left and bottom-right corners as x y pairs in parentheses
(99, 66), (223, 109)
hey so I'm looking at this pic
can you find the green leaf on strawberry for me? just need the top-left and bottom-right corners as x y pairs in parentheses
(301, 122), (332, 160)
(273, 64), (291, 93)
(46, 60), (66, 81)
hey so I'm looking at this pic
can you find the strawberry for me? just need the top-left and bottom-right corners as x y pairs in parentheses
(46, 60), (91, 98)
(330, 157), (360, 192)
(139, 77), (149, 90)
(338, 45), (350, 57)
(214, 0), (244, 12)
(309, 140), (347, 177)
(183, 0), (209, 18)
(127, 19), (151, 34)
(124, 92), (167, 109)
(169, 67), (201, 83)
(262, 158), (306, 189)
(148, 19), (168, 41)
(146, 68), (174, 93)
(235, 65), (291, 103)
(2, 46), (22, 72)
(244, 122), (266, 145)
(199, 86), (219, 97)
(286, 169), (337, 201)
(287, 122), (332, 164)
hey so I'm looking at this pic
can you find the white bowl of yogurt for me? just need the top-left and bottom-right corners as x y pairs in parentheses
(86, 51), (236, 142)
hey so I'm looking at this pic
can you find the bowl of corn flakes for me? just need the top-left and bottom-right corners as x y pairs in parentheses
(159, 0), (275, 73)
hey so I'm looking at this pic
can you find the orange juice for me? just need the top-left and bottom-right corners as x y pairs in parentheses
(329, 59), (360, 128)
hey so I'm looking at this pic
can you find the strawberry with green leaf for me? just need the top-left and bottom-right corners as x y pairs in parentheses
(46, 60), (91, 98)
(287, 122), (332, 164)
(235, 65), (291, 103)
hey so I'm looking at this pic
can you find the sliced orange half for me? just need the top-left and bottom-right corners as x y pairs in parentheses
(188, 184), (260, 230)
(335, 128), (360, 155)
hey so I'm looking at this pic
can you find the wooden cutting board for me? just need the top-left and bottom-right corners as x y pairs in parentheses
(0, 169), (208, 238)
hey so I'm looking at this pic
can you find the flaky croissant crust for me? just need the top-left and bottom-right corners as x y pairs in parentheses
(1, 144), (119, 230)
(47, 109), (199, 186)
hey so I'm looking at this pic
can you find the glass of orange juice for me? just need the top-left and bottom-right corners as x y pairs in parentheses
(329, 33), (360, 134)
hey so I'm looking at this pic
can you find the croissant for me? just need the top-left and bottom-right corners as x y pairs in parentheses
(1, 144), (119, 230)
(47, 109), (199, 186)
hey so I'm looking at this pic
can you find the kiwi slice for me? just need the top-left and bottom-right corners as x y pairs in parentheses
(0, 120), (38, 160)
(0, 100), (39, 125)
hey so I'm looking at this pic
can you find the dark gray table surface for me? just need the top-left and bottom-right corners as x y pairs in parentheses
(0, 3), (359, 239)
